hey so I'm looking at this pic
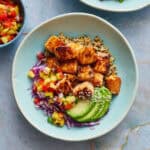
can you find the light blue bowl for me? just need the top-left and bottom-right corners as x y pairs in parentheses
(0, 0), (25, 48)
(12, 13), (139, 141)
(80, 0), (150, 12)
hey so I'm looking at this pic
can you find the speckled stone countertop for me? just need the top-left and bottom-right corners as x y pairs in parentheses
(0, 1), (149, 150)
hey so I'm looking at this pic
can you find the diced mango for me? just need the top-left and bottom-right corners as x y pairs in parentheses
(49, 82), (56, 90)
(14, 6), (19, 15)
(7, 29), (16, 35)
(52, 112), (65, 127)
(50, 74), (57, 82)
(27, 70), (35, 78)
(37, 85), (42, 92)
(48, 99), (54, 105)
(64, 96), (76, 104)
(45, 92), (54, 98)
(44, 78), (51, 84)
(1, 36), (9, 44)
(56, 72), (64, 80)
(1, 28), (9, 34)
(43, 67), (51, 74)
(39, 71), (48, 79)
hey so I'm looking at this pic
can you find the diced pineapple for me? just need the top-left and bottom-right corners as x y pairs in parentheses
(43, 67), (51, 74)
(1, 28), (9, 34)
(7, 29), (16, 35)
(14, 6), (19, 15)
(27, 70), (35, 78)
(65, 96), (76, 103)
(1, 36), (9, 44)
(52, 112), (65, 127)
(39, 71), (48, 79)
(11, 22), (18, 31)
(48, 99), (54, 105)
(45, 92), (54, 98)
(17, 23), (22, 29)
(49, 82), (56, 89)
(37, 85), (42, 92)
(50, 74), (57, 82)
(44, 78), (51, 84)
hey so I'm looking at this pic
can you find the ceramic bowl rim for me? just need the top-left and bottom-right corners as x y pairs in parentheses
(80, 0), (150, 12)
(12, 12), (139, 141)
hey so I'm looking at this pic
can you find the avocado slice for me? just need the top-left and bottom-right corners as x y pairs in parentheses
(67, 100), (95, 119)
(91, 101), (110, 121)
(75, 102), (101, 122)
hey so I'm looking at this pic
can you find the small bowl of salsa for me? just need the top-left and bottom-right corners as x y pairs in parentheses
(0, 0), (25, 48)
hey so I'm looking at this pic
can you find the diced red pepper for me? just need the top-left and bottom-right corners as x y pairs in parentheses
(8, 10), (16, 17)
(57, 68), (62, 73)
(48, 82), (56, 92)
(37, 52), (45, 60)
(0, 11), (8, 21)
(64, 103), (73, 110)
(3, 20), (12, 28)
(32, 85), (37, 93)
(9, 35), (15, 40)
(42, 82), (56, 92)
(42, 84), (49, 92)
(0, 33), (6, 36)
(34, 98), (40, 105)
(0, 0), (14, 6)
(38, 78), (44, 85)
(48, 87), (55, 93)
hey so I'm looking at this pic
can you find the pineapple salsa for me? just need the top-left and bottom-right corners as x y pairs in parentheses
(28, 52), (77, 127)
(0, 0), (22, 44)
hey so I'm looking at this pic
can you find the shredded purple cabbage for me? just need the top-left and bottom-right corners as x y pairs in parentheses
(32, 65), (46, 76)
(64, 114), (100, 128)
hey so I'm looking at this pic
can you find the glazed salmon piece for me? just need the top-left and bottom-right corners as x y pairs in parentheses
(60, 60), (78, 74)
(45, 35), (65, 54)
(77, 65), (93, 81)
(91, 72), (104, 87)
(94, 57), (110, 74)
(46, 57), (59, 69)
(77, 46), (97, 65)
(55, 42), (83, 61)
(105, 75), (121, 94)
